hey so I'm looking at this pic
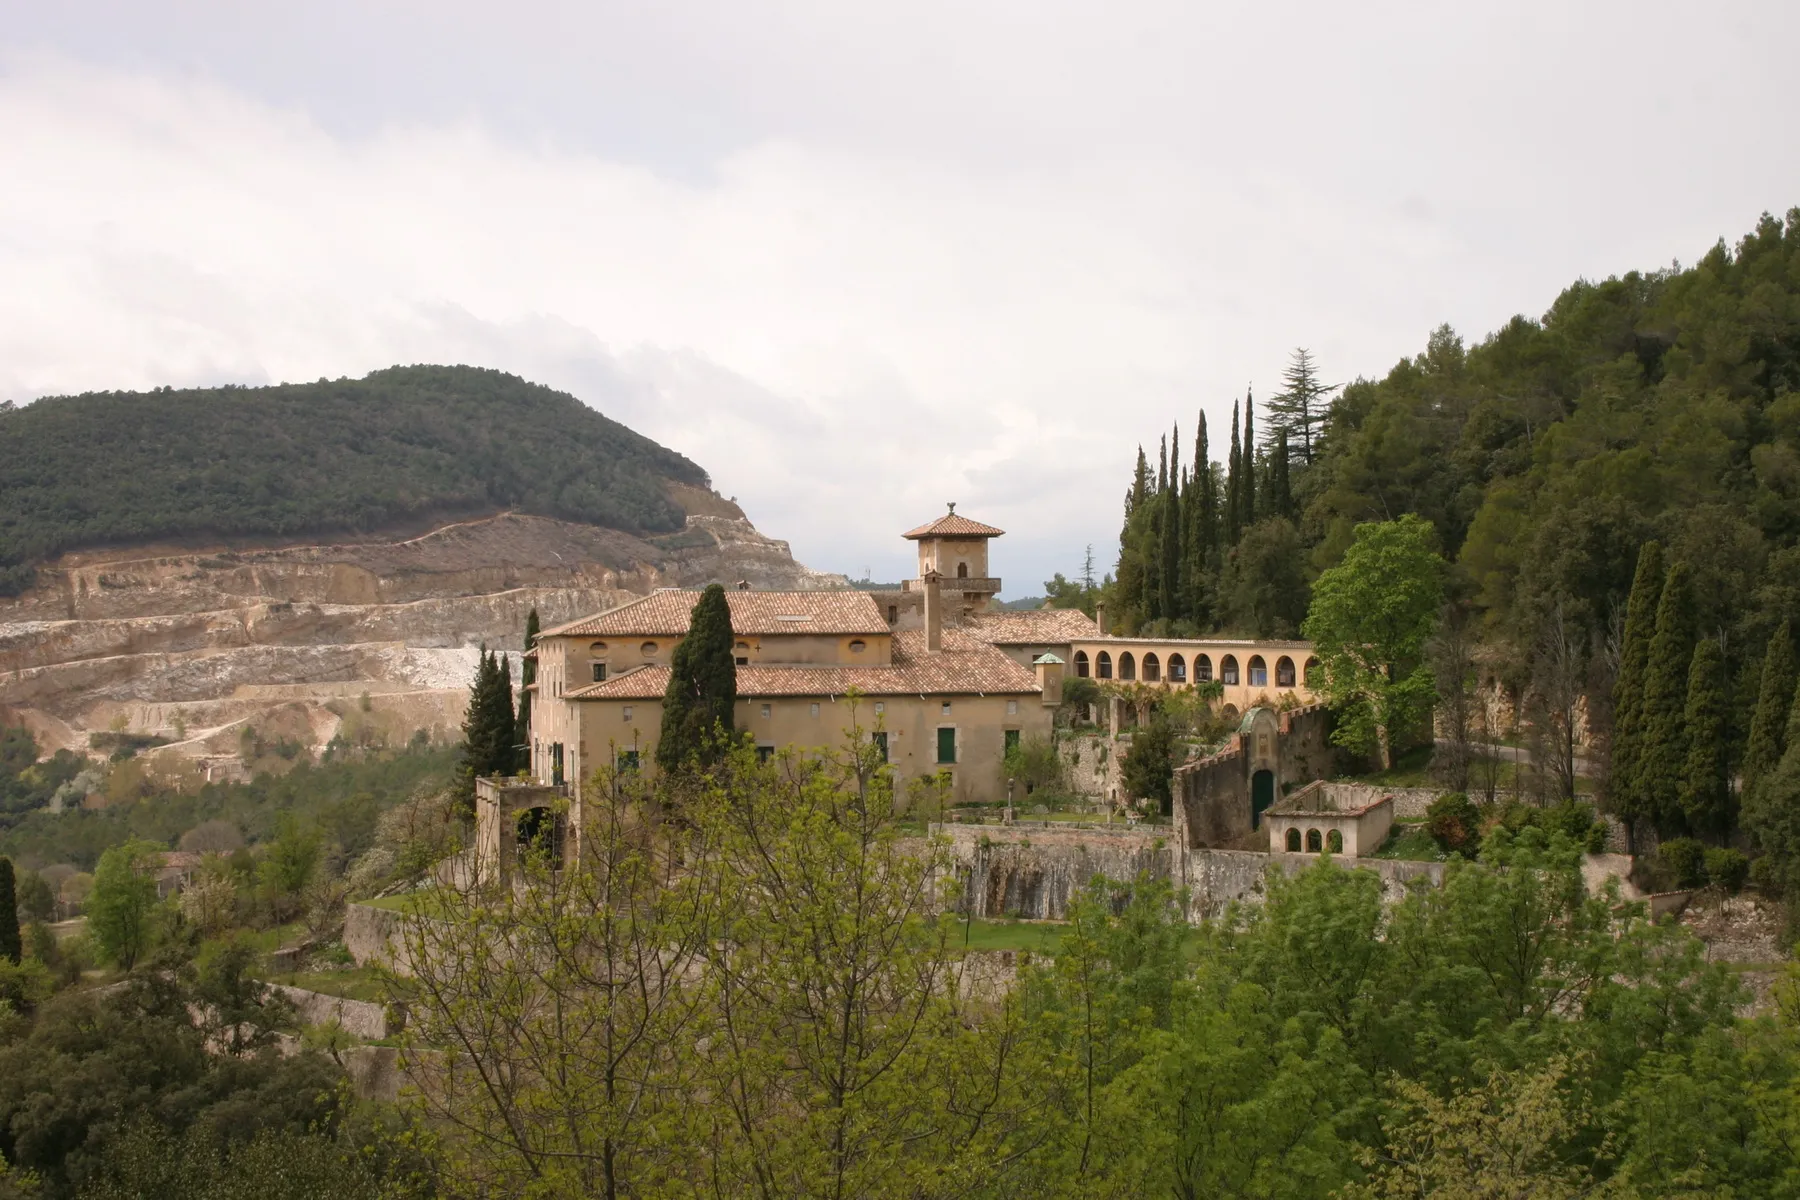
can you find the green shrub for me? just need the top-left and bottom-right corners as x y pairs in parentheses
(1750, 855), (1785, 896)
(1425, 792), (1482, 854)
(1704, 847), (1750, 894)
(1659, 837), (1708, 889)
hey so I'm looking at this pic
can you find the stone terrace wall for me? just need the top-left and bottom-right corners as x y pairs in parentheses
(1180, 848), (1447, 921)
(268, 983), (394, 1040)
(934, 822), (1174, 919)
(346, 902), (414, 976)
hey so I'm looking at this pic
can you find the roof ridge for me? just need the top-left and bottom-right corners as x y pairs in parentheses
(540, 591), (659, 638)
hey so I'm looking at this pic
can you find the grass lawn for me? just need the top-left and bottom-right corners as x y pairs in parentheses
(359, 892), (430, 914)
(1371, 822), (1447, 862)
(265, 966), (391, 1004)
(948, 918), (1068, 954)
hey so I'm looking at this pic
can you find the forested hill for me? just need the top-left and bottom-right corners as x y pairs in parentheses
(1094, 209), (1800, 684)
(0, 365), (710, 593)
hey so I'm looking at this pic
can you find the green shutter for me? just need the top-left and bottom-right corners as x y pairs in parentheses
(937, 727), (957, 764)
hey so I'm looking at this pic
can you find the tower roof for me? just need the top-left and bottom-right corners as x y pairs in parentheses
(902, 504), (1005, 540)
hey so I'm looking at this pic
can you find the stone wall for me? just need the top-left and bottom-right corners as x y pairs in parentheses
(1064, 733), (1116, 800)
(268, 983), (394, 1040)
(1175, 704), (1333, 848)
(1177, 848), (1447, 920)
(934, 822), (1173, 919)
(345, 902), (413, 976)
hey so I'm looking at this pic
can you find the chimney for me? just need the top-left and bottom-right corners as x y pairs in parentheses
(1094, 602), (1107, 636)
(922, 568), (943, 652)
(1034, 654), (1065, 706)
(735, 580), (750, 591)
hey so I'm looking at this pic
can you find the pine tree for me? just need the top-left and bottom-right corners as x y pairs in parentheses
(1638, 561), (1697, 836)
(1269, 430), (1293, 520)
(1743, 620), (1795, 799)
(0, 856), (19, 965)
(1609, 541), (1664, 828)
(656, 584), (739, 774)
(1679, 637), (1731, 839)
(516, 608), (540, 772)
(1241, 388), (1256, 526)
(1265, 348), (1337, 465)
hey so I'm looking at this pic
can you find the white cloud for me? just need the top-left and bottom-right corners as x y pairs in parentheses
(1, 8), (1797, 591)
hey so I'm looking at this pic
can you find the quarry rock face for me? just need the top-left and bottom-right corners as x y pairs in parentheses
(0, 505), (846, 765)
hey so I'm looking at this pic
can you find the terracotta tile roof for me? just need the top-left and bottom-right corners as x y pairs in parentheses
(541, 589), (890, 638)
(565, 629), (1041, 700)
(963, 608), (1098, 645)
(902, 511), (1006, 539)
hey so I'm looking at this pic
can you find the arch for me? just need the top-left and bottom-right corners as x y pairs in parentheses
(1142, 652), (1160, 682)
(1286, 828), (1302, 852)
(1194, 653), (1213, 682)
(1248, 655), (1268, 687)
(517, 806), (557, 862)
(1306, 828), (1323, 853)
(1168, 653), (1186, 682)
(1073, 650), (1091, 677)
(1119, 651), (1136, 680)
(589, 641), (608, 653)
(957, 561), (969, 578)
(1276, 656), (1296, 687)
(1097, 650), (1113, 679)
(1304, 656), (1321, 687)
(1252, 769), (1276, 828)
(1326, 828), (1343, 854)
(1221, 654), (1240, 685)
(1221, 703), (1239, 719)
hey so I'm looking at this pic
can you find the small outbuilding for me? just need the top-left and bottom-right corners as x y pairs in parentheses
(1266, 781), (1394, 858)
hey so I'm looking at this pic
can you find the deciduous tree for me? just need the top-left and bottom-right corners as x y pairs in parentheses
(1302, 515), (1445, 769)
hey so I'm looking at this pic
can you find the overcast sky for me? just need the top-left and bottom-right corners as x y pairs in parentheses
(3, 1), (1797, 592)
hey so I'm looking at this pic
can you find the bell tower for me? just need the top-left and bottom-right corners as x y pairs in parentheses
(902, 503), (1005, 613)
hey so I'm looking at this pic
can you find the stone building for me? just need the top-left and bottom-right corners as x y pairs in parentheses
(1174, 704), (1335, 848)
(1264, 781), (1395, 858)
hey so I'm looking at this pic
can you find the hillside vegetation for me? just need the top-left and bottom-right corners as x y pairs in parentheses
(0, 364), (709, 594)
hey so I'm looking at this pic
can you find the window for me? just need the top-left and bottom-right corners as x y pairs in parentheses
(1286, 828), (1302, 852)
(941, 702), (952, 716)
(1327, 829), (1343, 853)
(1142, 652), (1160, 682)
(1073, 650), (1090, 677)
(735, 641), (750, 651)
(937, 727), (957, 764)
(888, 605), (898, 623)
(551, 742), (565, 787)
(874, 701), (884, 714)
(641, 641), (659, 655)
(849, 639), (866, 654)
(1169, 653), (1186, 682)
(1097, 651), (1113, 679)
(1276, 656), (1295, 688)
(589, 641), (608, 652)
(1195, 654), (1212, 682)
(1004, 729), (1020, 754)
(622, 706), (633, 721)
(736, 657), (748, 665)
(1248, 656), (1267, 687)
(757, 745), (775, 763)
(872, 731), (889, 762)
(1006, 699), (1018, 715)
(1306, 828), (1322, 853)
(1119, 651), (1136, 680)
(1304, 656), (1321, 687)
(810, 702), (820, 717)
(591, 662), (607, 682)
(617, 749), (639, 772)
(1221, 655), (1239, 685)
(957, 562), (969, 578)
(760, 704), (772, 719)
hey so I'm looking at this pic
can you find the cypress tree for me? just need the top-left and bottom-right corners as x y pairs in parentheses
(1189, 413), (1213, 626)
(1158, 445), (1181, 625)
(1269, 430), (1293, 520)
(492, 653), (518, 773)
(1226, 402), (1243, 545)
(656, 584), (739, 774)
(455, 647), (502, 816)
(1743, 674), (1800, 867)
(1241, 388), (1256, 527)
(1743, 620), (1795, 798)
(516, 608), (540, 771)
(1679, 638), (1731, 839)
(1609, 541), (1664, 826)
(0, 856), (19, 966)
(1639, 561), (1697, 836)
